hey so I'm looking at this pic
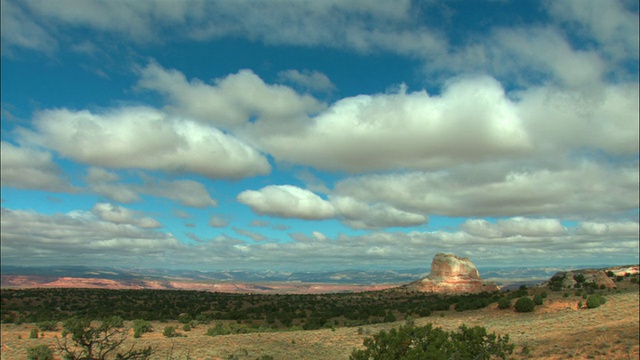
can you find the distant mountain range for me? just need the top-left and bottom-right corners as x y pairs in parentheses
(1, 265), (427, 285)
(5, 263), (637, 295)
(1, 264), (608, 286)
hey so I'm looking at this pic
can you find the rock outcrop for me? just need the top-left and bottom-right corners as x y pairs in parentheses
(550, 269), (617, 290)
(405, 253), (498, 294)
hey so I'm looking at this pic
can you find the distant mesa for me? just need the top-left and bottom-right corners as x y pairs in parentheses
(404, 253), (499, 294)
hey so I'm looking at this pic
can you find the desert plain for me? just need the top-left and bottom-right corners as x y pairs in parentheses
(2, 283), (638, 360)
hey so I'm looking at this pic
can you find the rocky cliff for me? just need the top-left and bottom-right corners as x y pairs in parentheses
(405, 253), (498, 294)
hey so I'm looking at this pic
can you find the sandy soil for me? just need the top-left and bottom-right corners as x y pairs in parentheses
(2, 290), (638, 359)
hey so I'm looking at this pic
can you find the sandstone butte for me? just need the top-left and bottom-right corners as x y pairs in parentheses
(404, 253), (499, 294)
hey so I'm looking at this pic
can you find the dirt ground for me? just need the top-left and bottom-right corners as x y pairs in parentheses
(2, 290), (638, 359)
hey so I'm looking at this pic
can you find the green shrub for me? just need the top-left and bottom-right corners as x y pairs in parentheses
(597, 295), (607, 305)
(514, 297), (535, 313)
(350, 323), (513, 360)
(163, 326), (179, 337)
(183, 323), (191, 331)
(549, 274), (566, 291)
(207, 322), (230, 336)
(540, 291), (547, 299)
(133, 319), (153, 338)
(586, 295), (600, 309)
(178, 313), (192, 324)
(533, 294), (543, 305)
(29, 328), (39, 339)
(26, 344), (53, 360)
(497, 297), (511, 309)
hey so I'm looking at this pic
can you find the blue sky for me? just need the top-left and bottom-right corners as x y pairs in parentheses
(1, 0), (638, 271)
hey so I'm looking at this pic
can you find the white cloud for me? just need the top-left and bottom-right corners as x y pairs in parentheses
(187, 0), (445, 56)
(0, 141), (75, 192)
(5, 1), (446, 63)
(209, 215), (230, 228)
(142, 178), (217, 208)
(92, 202), (161, 229)
(462, 217), (567, 238)
(238, 185), (336, 220)
(19, 0), (192, 43)
(84, 168), (217, 208)
(333, 161), (639, 218)
(1, 207), (181, 267)
(137, 62), (326, 130)
(232, 227), (267, 242)
(0, 0), (57, 55)
(331, 196), (427, 229)
(257, 76), (531, 172)
(2, 205), (637, 269)
(577, 221), (640, 236)
(19, 106), (271, 179)
(85, 168), (141, 203)
(516, 83), (639, 156)
(492, 26), (606, 87)
(238, 185), (426, 229)
(546, 0), (639, 62)
(277, 69), (336, 93)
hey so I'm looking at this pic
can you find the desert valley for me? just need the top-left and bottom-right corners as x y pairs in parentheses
(1, 254), (638, 360)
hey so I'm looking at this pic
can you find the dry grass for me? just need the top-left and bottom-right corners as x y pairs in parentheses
(2, 290), (638, 359)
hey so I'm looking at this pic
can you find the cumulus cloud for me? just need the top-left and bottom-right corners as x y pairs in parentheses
(208, 215), (230, 228)
(331, 196), (427, 229)
(84, 167), (217, 208)
(1, 141), (75, 192)
(19, 106), (270, 179)
(462, 218), (567, 238)
(195, 218), (639, 269)
(238, 185), (426, 229)
(233, 227), (267, 242)
(85, 167), (141, 203)
(238, 185), (336, 220)
(142, 178), (217, 208)
(1, 207), (181, 267)
(92, 202), (161, 229)
(256, 76), (531, 172)
(2, 205), (637, 269)
(333, 161), (639, 218)
(577, 221), (640, 236)
(491, 26), (606, 87)
(137, 63), (326, 131)
(277, 69), (336, 93)
(516, 83), (639, 156)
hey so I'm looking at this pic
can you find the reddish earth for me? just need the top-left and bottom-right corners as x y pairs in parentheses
(0, 274), (396, 294)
